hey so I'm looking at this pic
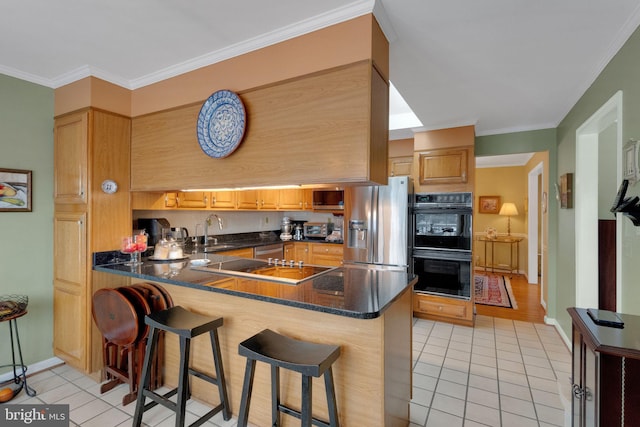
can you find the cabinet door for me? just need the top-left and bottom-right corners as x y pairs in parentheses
(177, 191), (207, 208)
(279, 189), (305, 210)
(259, 189), (279, 210)
(389, 156), (413, 177)
(418, 147), (469, 185)
(310, 243), (343, 266)
(210, 191), (236, 209)
(54, 112), (88, 204)
(284, 243), (295, 260)
(165, 192), (177, 208)
(294, 242), (311, 264)
(237, 190), (259, 209)
(303, 189), (314, 211)
(53, 211), (87, 370)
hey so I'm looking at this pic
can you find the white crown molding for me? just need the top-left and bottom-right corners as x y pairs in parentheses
(475, 122), (558, 137)
(372, 0), (397, 43)
(0, 64), (54, 88)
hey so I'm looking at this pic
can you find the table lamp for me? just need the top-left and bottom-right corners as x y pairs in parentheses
(499, 202), (518, 236)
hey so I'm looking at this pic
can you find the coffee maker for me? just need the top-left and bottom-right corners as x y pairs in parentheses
(136, 218), (170, 247)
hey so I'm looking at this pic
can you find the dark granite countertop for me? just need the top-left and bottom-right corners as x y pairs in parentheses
(93, 252), (415, 319)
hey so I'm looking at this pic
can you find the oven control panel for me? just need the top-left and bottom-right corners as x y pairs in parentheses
(415, 192), (472, 207)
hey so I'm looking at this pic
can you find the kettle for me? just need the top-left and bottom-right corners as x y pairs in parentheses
(163, 227), (189, 243)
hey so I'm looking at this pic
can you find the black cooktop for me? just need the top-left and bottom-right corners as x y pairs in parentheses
(191, 255), (336, 285)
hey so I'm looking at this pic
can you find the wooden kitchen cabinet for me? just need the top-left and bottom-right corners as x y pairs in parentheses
(54, 113), (88, 204)
(236, 190), (259, 209)
(279, 189), (306, 210)
(53, 108), (131, 373)
(388, 156), (413, 177)
(176, 191), (207, 208)
(53, 211), (87, 368)
(164, 192), (178, 208)
(310, 243), (343, 267)
(413, 293), (473, 327)
(210, 191), (236, 209)
(418, 147), (469, 185)
(568, 307), (640, 427)
(285, 242), (311, 264)
(258, 189), (279, 210)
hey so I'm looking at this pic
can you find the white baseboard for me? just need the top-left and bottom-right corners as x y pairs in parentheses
(544, 316), (572, 349)
(0, 357), (65, 383)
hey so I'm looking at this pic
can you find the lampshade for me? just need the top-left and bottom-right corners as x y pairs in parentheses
(499, 202), (519, 216)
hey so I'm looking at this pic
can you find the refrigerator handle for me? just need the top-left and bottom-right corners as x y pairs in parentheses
(370, 186), (378, 263)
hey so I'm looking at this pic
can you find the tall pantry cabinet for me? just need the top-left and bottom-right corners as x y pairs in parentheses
(53, 108), (131, 373)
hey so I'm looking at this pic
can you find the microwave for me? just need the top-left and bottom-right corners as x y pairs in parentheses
(304, 222), (333, 239)
(312, 189), (344, 210)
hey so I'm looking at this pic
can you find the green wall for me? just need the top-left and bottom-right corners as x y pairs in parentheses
(0, 74), (55, 373)
(555, 24), (640, 335)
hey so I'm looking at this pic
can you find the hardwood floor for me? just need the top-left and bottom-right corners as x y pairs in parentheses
(474, 270), (547, 323)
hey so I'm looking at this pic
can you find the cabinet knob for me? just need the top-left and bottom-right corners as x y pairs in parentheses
(212, 196), (216, 204)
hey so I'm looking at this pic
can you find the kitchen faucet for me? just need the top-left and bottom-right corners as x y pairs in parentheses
(204, 214), (223, 246)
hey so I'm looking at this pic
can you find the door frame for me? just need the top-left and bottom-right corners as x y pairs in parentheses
(575, 90), (623, 310)
(528, 162), (544, 304)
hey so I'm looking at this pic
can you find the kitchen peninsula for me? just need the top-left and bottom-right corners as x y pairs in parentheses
(93, 253), (415, 426)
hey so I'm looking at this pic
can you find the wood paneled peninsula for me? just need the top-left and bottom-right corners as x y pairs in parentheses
(93, 254), (416, 426)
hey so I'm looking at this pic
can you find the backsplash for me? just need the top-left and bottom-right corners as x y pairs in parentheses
(132, 210), (338, 237)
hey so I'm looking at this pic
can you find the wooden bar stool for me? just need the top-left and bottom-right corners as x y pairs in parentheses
(132, 306), (230, 427)
(237, 329), (341, 427)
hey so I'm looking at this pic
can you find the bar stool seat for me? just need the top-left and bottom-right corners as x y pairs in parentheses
(237, 329), (340, 427)
(133, 306), (230, 427)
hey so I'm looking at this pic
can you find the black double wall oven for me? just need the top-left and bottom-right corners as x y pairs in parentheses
(412, 192), (473, 299)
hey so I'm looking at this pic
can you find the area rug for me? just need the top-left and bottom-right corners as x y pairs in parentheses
(474, 273), (518, 309)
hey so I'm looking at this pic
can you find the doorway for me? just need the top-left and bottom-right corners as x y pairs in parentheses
(475, 153), (548, 322)
(575, 91), (622, 311)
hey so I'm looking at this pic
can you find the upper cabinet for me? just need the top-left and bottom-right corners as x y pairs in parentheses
(210, 191), (236, 209)
(417, 147), (469, 185)
(388, 156), (413, 177)
(412, 125), (475, 193)
(130, 61), (389, 191)
(54, 113), (89, 204)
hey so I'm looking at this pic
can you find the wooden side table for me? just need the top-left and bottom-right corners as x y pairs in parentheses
(477, 236), (523, 273)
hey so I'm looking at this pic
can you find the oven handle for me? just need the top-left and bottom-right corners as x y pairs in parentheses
(412, 249), (472, 262)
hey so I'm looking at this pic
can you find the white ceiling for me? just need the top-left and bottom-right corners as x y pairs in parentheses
(2, 0), (640, 138)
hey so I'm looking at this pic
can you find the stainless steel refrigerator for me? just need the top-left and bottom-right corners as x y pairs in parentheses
(343, 176), (412, 269)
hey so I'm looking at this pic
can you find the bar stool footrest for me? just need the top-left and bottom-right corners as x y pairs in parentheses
(279, 404), (331, 427)
(140, 387), (178, 413)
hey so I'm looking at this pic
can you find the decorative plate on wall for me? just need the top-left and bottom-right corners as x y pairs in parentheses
(196, 90), (246, 158)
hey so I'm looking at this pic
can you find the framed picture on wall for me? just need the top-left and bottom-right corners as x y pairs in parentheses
(560, 173), (573, 209)
(0, 168), (32, 212)
(479, 195), (501, 214)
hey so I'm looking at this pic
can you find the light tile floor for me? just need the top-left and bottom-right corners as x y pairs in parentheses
(411, 315), (571, 427)
(6, 315), (571, 426)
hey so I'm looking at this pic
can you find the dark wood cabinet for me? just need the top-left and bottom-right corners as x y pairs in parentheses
(568, 307), (640, 426)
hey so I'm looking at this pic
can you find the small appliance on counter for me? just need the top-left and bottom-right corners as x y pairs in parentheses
(280, 217), (293, 241)
(303, 222), (333, 239)
(136, 218), (170, 247)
